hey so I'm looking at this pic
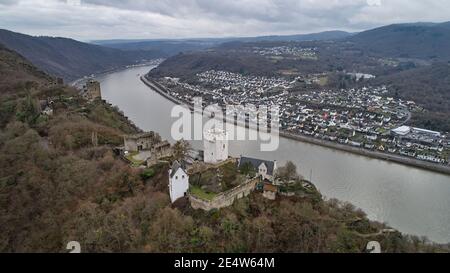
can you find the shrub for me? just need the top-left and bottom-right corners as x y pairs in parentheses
(141, 168), (156, 180)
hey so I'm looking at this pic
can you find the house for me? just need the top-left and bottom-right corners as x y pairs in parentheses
(238, 156), (278, 182)
(168, 161), (189, 203)
(204, 128), (229, 164)
(124, 132), (161, 152)
(263, 183), (277, 200)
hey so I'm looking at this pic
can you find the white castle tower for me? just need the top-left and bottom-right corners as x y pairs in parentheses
(204, 128), (229, 164)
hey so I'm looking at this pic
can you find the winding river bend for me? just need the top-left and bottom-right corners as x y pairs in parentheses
(96, 65), (450, 244)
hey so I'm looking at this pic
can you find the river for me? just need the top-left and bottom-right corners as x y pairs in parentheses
(96, 65), (450, 244)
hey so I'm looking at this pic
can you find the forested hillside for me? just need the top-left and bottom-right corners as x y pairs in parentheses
(0, 29), (162, 81)
(0, 46), (447, 253)
(373, 62), (450, 132)
(349, 22), (450, 60)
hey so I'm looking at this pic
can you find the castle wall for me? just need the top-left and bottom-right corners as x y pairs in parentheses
(124, 133), (161, 152)
(85, 80), (101, 100)
(189, 178), (258, 211)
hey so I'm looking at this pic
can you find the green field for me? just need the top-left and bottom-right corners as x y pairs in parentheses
(190, 185), (218, 201)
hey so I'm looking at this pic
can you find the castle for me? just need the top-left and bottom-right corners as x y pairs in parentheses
(83, 80), (102, 100)
(203, 128), (229, 164)
(124, 132), (162, 152)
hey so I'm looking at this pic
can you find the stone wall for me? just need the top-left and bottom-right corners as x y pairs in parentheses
(124, 132), (161, 152)
(84, 80), (101, 100)
(189, 178), (259, 211)
(147, 149), (173, 167)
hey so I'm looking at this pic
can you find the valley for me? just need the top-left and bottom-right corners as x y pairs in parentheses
(1, 14), (450, 253)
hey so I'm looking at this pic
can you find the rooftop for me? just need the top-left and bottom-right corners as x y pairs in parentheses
(239, 156), (277, 176)
(170, 161), (185, 178)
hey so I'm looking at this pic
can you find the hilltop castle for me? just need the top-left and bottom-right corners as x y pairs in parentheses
(82, 79), (102, 100)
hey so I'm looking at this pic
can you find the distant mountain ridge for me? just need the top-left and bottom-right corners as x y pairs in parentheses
(0, 29), (163, 81)
(2, 21), (450, 81)
(93, 39), (218, 56)
(93, 31), (352, 45)
(236, 30), (353, 42)
(0, 29), (352, 81)
(94, 30), (353, 53)
(149, 21), (450, 79)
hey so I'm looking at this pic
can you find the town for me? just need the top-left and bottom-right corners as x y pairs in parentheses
(251, 45), (318, 59)
(147, 70), (450, 166)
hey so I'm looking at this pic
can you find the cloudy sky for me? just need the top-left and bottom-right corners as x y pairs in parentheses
(1, 0), (450, 41)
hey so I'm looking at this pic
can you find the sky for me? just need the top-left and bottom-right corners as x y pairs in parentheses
(0, 0), (450, 41)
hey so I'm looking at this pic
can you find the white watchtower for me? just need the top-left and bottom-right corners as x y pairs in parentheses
(204, 128), (229, 164)
(168, 161), (189, 203)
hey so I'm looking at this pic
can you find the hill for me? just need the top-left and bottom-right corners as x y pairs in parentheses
(148, 38), (380, 80)
(0, 29), (162, 81)
(93, 39), (218, 56)
(149, 50), (280, 79)
(349, 22), (450, 60)
(0, 44), (52, 89)
(95, 30), (352, 54)
(238, 30), (352, 42)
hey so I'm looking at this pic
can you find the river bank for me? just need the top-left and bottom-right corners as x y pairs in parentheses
(280, 132), (450, 175)
(141, 75), (450, 176)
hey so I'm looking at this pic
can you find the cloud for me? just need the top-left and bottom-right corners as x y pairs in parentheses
(0, 0), (449, 41)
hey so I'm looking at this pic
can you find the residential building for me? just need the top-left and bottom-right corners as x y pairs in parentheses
(238, 156), (278, 181)
(168, 161), (189, 203)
